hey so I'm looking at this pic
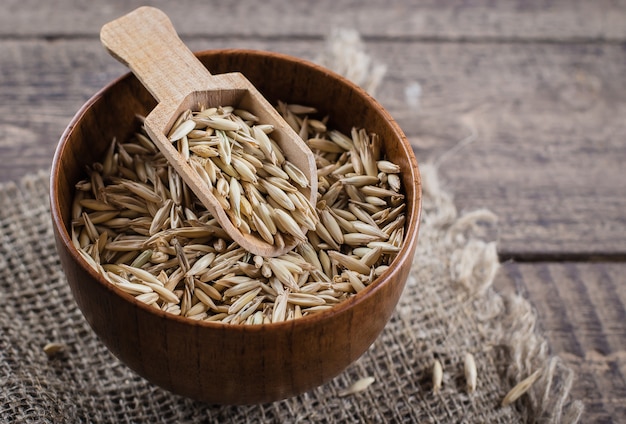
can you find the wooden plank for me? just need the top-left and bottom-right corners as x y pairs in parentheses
(1, 39), (625, 256)
(495, 262), (626, 422)
(2, 0), (626, 41)
(370, 41), (626, 257)
(0, 38), (313, 182)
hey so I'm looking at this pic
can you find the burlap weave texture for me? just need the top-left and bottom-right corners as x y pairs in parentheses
(0, 167), (582, 423)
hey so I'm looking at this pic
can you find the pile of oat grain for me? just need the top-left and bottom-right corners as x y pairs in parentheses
(71, 103), (405, 324)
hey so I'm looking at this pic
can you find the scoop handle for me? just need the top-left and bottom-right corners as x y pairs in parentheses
(100, 6), (213, 103)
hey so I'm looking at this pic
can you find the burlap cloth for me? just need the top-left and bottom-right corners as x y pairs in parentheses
(0, 165), (583, 423)
(1, 30), (583, 423)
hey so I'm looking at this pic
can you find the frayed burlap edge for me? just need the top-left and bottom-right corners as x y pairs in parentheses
(318, 29), (583, 422)
(417, 163), (584, 423)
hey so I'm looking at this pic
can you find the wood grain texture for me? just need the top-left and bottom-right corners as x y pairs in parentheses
(2, 38), (624, 256)
(372, 41), (626, 257)
(496, 262), (626, 423)
(0, 38), (309, 182)
(3, 0), (626, 41)
(2, 0), (625, 418)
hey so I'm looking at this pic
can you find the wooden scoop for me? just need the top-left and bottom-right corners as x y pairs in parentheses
(100, 6), (317, 257)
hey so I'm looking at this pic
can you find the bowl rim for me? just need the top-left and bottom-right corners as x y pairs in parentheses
(50, 48), (422, 332)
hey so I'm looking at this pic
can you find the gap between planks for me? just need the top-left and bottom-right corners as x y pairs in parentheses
(2, 33), (626, 45)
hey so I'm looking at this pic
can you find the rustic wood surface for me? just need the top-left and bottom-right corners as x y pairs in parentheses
(1, 0), (624, 421)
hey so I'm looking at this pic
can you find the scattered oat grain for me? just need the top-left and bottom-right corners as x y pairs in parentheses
(338, 376), (375, 397)
(501, 369), (542, 407)
(465, 353), (477, 393)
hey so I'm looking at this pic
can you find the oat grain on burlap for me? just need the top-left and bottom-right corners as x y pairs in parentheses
(0, 166), (582, 423)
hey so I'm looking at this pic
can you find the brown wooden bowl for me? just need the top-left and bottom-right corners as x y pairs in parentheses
(50, 49), (422, 404)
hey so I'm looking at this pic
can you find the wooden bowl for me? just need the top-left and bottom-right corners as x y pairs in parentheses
(50, 49), (422, 404)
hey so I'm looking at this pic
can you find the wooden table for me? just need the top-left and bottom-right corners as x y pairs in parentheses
(2, 1), (624, 421)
